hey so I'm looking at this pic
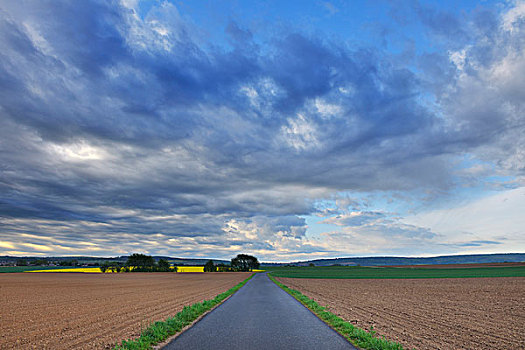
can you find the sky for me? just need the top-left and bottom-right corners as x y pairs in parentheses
(0, 0), (524, 262)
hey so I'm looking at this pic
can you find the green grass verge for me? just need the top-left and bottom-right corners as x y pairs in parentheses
(269, 274), (410, 350)
(113, 273), (254, 350)
(268, 265), (525, 279)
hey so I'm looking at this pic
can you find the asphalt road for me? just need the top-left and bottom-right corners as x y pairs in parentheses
(163, 272), (357, 350)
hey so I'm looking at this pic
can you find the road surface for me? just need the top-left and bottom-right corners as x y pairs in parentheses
(163, 272), (357, 350)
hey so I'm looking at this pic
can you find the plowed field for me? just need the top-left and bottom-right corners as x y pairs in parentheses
(0, 272), (249, 349)
(278, 277), (525, 350)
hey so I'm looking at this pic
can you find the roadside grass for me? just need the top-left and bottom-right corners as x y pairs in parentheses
(113, 273), (255, 350)
(268, 265), (525, 279)
(269, 274), (408, 350)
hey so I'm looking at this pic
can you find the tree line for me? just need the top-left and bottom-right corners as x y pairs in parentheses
(99, 254), (174, 273)
(204, 254), (259, 272)
(99, 253), (260, 273)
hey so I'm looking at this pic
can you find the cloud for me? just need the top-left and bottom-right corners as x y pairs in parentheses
(414, 2), (470, 46)
(321, 211), (386, 227)
(314, 222), (440, 257)
(0, 1), (524, 259)
(502, 1), (525, 32)
(320, 2), (339, 17)
(459, 240), (502, 247)
(438, 2), (525, 180)
(402, 186), (525, 254)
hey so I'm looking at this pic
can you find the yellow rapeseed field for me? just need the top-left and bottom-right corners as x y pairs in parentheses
(176, 266), (204, 272)
(29, 267), (102, 273)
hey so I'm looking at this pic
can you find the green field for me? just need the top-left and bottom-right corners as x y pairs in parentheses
(0, 266), (83, 273)
(268, 265), (525, 279)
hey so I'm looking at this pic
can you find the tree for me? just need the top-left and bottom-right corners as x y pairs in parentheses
(157, 259), (171, 272)
(16, 259), (28, 266)
(309, 263), (315, 267)
(126, 254), (156, 270)
(204, 260), (217, 272)
(99, 263), (109, 273)
(32, 259), (48, 266)
(231, 254), (259, 272)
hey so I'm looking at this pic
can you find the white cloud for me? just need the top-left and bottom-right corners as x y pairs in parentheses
(48, 141), (109, 161)
(448, 48), (467, 71)
(240, 85), (259, 108)
(502, 0), (525, 32)
(281, 113), (320, 151)
(314, 98), (342, 118)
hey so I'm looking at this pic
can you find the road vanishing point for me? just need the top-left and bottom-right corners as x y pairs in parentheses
(163, 272), (357, 350)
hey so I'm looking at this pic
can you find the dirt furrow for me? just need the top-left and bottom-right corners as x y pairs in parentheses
(0, 272), (249, 349)
(278, 277), (525, 350)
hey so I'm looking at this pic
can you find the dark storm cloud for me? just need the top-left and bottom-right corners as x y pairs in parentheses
(0, 1), (523, 258)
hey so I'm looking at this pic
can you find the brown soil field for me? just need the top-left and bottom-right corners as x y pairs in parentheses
(278, 277), (525, 350)
(384, 262), (525, 268)
(0, 272), (249, 349)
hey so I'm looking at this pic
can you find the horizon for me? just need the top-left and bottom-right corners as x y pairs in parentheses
(1, 0), (524, 260)
(2, 252), (524, 265)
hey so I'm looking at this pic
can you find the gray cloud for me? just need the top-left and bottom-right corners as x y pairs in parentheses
(0, 1), (523, 259)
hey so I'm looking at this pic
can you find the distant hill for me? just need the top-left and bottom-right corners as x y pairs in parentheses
(284, 253), (525, 267)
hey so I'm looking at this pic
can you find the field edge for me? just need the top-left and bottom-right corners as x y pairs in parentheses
(113, 273), (255, 350)
(268, 274), (409, 350)
(267, 265), (525, 279)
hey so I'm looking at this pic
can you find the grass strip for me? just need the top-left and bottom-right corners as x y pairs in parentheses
(268, 265), (525, 279)
(114, 274), (254, 350)
(269, 274), (409, 350)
